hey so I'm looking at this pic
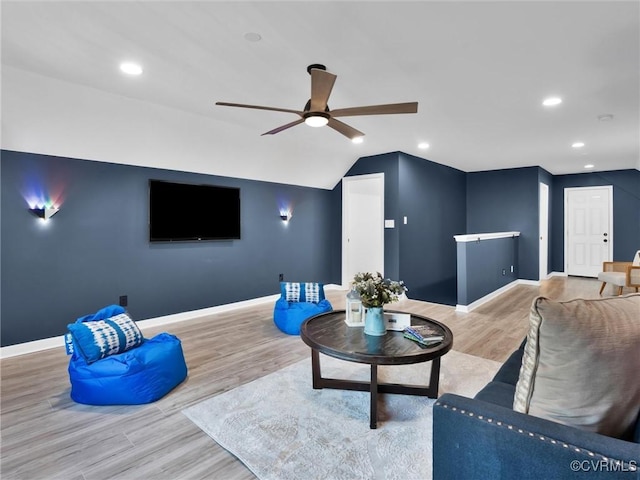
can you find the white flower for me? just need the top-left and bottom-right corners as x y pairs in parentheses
(351, 272), (407, 308)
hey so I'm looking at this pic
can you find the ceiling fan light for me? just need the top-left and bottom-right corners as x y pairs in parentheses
(304, 115), (329, 128)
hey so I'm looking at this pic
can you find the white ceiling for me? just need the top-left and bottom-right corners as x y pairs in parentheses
(2, 1), (639, 189)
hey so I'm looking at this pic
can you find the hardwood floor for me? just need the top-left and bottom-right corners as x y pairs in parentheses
(0, 276), (608, 479)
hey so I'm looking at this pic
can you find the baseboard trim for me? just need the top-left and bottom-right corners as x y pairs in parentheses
(548, 271), (568, 277)
(1, 284), (344, 359)
(455, 279), (540, 313)
(0, 336), (65, 360)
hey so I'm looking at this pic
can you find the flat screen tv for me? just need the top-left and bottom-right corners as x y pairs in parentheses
(149, 179), (241, 242)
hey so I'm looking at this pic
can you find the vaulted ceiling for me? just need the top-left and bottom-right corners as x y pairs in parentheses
(2, 1), (638, 189)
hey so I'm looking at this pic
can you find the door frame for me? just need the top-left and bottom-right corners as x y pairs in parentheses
(563, 185), (613, 275)
(341, 173), (385, 287)
(539, 182), (549, 281)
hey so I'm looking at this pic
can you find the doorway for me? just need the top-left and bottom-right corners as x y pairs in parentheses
(342, 173), (384, 286)
(564, 186), (613, 277)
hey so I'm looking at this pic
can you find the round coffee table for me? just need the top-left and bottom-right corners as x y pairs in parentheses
(300, 310), (453, 428)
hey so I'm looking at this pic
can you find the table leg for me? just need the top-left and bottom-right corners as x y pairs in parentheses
(311, 349), (321, 389)
(308, 349), (443, 428)
(370, 364), (378, 429)
(428, 356), (441, 398)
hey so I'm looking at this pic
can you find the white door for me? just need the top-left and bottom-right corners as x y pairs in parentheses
(564, 186), (613, 277)
(342, 173), (384, 286)
(539, 182), (549, 280)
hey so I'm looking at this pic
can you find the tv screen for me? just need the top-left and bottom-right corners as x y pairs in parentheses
(149, 180), (241, 242)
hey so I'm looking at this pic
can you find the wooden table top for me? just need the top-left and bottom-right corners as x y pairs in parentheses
(300, 309), (453, 365)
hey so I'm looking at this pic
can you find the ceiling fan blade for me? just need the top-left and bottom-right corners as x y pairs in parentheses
(310, 69), (337, 112)
(261, 118), (305, 136)
(330, 102), (418, 118)
(216, 102), (303, 116)
(327, 118), (365, 140)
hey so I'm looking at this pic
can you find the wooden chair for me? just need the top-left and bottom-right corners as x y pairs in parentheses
(597, 250), (640, 295)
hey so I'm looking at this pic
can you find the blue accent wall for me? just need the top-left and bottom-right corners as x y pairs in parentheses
(329, 181), (344, 283)
(1, 150), (339, 346)
(550, 169), (640, 270)
(466, 167), (541, 281)
(3, 147), (637, 347)
(345, 152), (466, 305)
(456, 236), (518, 305)
(397, 153), (466, 305)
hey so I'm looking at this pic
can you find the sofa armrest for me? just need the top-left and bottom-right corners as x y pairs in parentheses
(433, 393), (639, 480)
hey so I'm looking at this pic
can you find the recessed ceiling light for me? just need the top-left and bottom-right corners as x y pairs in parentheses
(352, 136), (364, 144)
(244, 32), (262, 42)
(542, 97), (562, 106)
(584, 164), (595, 169)
(120, 62), (143, 76)
(572, 142), (585, 148)
(418, 142), (430, 150)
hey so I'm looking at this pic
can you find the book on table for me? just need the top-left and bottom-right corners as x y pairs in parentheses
(403, 325), (444, 346)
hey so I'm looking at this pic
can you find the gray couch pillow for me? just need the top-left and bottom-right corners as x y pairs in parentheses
(514, 294), (640, 438)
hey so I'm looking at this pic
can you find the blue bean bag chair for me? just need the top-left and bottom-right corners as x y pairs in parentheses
(274, 282), (333, 335)
(66, 305), (188, 405)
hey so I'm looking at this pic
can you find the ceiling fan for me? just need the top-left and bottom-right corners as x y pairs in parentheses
(216, 64), (418, 141)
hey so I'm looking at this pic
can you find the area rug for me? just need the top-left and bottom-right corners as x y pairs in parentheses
(183, 350), (501, 480)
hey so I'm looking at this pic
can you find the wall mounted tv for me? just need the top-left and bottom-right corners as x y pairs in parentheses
(149, 179), (241, 242)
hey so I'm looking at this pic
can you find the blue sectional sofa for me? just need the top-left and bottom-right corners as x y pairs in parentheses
(433, 295), (640, 479)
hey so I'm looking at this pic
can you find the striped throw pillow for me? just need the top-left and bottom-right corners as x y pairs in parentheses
(281, 282), (325, 303)
(67, 313), (144, 364)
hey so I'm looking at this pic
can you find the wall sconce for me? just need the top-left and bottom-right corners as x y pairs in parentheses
(280, 211), (292, 222)
(30, 206), (59, 220)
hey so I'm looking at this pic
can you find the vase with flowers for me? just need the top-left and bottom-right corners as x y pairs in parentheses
(352, 272), (408, 336)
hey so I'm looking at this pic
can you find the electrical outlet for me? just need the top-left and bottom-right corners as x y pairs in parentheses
(501, 269), (506, 276)
(278, 273), (284, 282)
(119, 295), (128, 307)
